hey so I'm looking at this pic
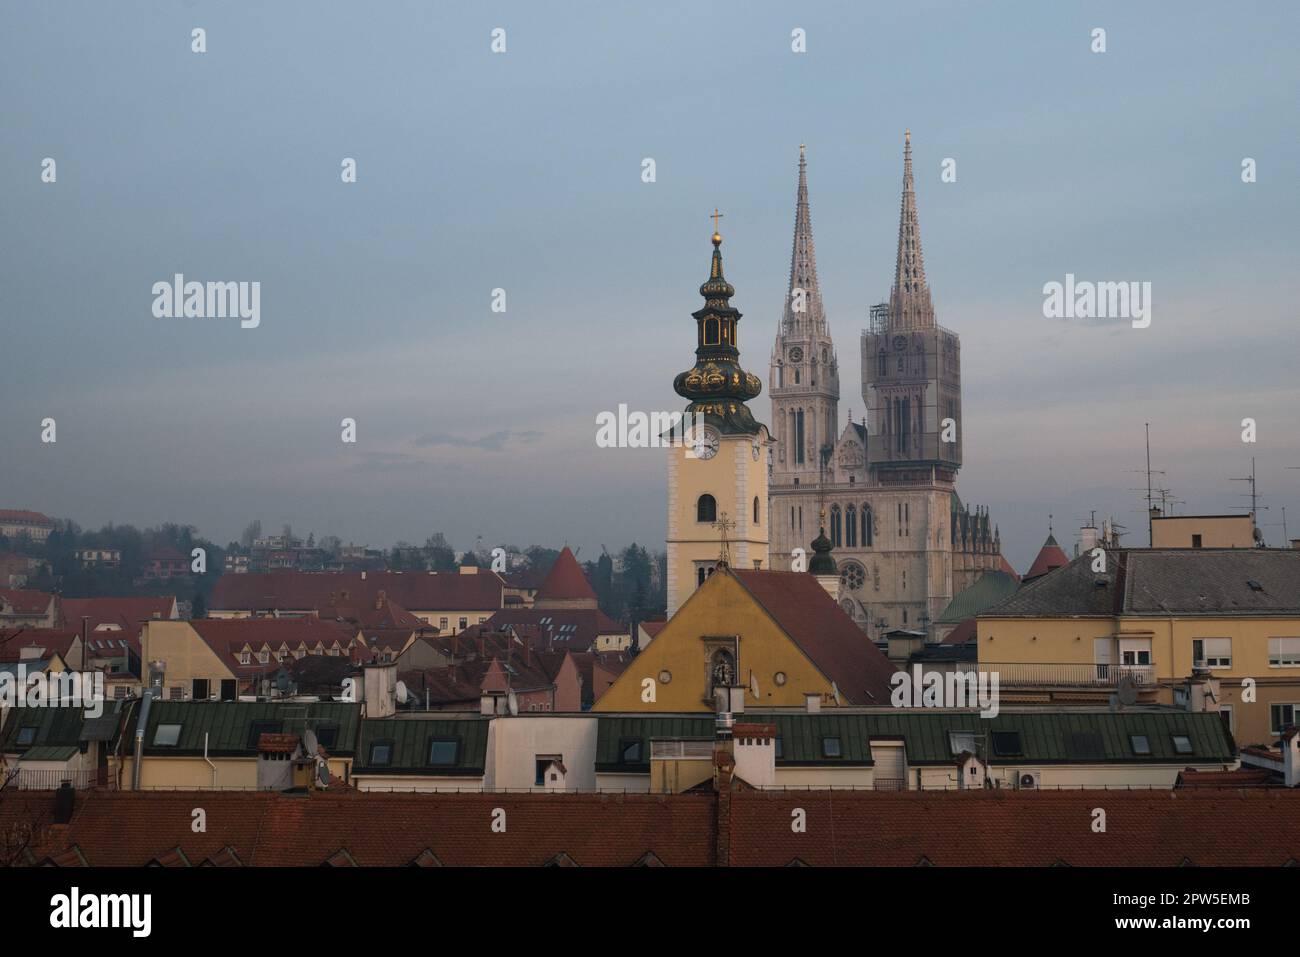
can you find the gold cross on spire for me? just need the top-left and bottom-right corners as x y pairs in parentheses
(712, 511), (735, 566)
(711, 207), (724, 240)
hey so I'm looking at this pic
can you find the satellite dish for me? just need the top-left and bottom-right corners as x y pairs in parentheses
(317, 760), (330, 786)
(1115, 675), (1138, 707)
(303, 728), (319, 757)
(395, 680), (409, 705)
(507, 691), (519, 716)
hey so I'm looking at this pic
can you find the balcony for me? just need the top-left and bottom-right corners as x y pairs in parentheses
(976, 662), (1155, 688)
(6, 767), (112, 790)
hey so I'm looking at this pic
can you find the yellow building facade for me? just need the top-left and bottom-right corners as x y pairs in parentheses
(665, 227), (770, 616)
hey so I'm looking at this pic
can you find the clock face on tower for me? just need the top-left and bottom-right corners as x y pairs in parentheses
(693, 427), (720, 460)
(788, 346), (803, 362)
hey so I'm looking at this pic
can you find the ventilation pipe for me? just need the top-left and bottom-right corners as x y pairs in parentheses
(130, 689), (154, 791)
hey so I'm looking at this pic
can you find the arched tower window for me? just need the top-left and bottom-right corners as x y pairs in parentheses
(697, 494), (716, 523)
(845, 505), (857, 547)
(878, 351), (887, 377)
(862, 504), (873, 547)
(795, 410), (805, 465)
(704, 318), (719, 345)
(830, 505), (842, 548)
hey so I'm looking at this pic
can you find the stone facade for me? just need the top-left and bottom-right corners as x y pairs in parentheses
(769, 137), (1002, 638)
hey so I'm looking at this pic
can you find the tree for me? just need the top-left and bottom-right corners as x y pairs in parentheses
(240, 520), (262, 549)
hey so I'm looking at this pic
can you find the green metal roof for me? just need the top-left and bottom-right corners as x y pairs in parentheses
(595, 710), (1234, 772)
(20, 745), (80, 762)
(595, 715), (713, 772)
(937, 571), (1020, 623)
(355, 717), (490, 775)
(134, 700), (360, 757)
(763, 710), (1233, 766)
(1, 705), (94, 752)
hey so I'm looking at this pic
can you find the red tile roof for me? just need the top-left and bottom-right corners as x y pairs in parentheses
(8, 787), (1300, 867)
(474, 608), (623, 652)
(1175, 768), (1276, 789)
(1024, 534), (1070, 581)
(0, 510), (54, 526)
(60, 596), (176, 650)
(535, 547), (596, 602)
(211, 571), (505, 614)
(0, 589), (56, 615)
(0, 628), (77, 662)
(187, 618), (353, 672)
(940, 618), (977, 645)
(732, 569), (898, 705)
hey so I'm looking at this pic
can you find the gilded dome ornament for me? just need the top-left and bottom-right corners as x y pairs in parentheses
(672, 221), (766, 437)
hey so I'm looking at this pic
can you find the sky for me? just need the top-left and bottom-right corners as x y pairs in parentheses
(1, 0), (1298, 572)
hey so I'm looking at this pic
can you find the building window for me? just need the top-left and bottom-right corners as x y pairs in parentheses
(948, 731), (976, 756)
(1271, 704), (1297, 735)
(845, 505), (857, 547)
(697, 494), (717, 523)
(878, 351), (887, 377)
(154, 724), (182, 747)
(239, 651), (251, 665)
(1171, 735), (1194, 755)
(427, 739), (459, 766)
(369, 741), (394, 767)
(458, 617), (468, 631)
(1191, 534), (1203, 548)
(991, 731), (1022, 756)
(822, 736), (842, 758)
(862, 504), (873, 547)
(1269, 638), (1300, 667)
(619, 738), (643, 765)
(795, 410), (805, 464)
(1129, 734), (1151, 755)
(15, 726), (37, 748)
(704, 317), (719, 345)
(753, 496), (760, 526)
(1192, 638), (1231, 669)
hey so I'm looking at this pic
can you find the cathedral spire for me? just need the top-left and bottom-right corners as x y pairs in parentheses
(890, 130), (935, 330)
(784, 144), (826, 336)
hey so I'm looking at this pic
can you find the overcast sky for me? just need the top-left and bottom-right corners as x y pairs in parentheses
(2, 1), (1297, 572)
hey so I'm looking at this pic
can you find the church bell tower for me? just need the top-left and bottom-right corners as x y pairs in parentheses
(666, 216), (770, 617)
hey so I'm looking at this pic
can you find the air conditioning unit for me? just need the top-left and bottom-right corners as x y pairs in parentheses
(1015, 770), (1041, 790)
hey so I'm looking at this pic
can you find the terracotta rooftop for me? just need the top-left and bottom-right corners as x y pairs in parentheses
(7, 787), (1300, 867)
(211, 570), (505, 614)
(535, 547), (597, 603)
(732, 569), (898, 705)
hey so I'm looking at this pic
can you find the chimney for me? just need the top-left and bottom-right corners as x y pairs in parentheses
(53, 781), (75, 824)
(1183, 666), (1220, 713)
(1284, 729), (1300, 788)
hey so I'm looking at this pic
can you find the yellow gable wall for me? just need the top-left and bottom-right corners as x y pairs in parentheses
(595, 570), (833, 712)
(141, 621), (235, 690)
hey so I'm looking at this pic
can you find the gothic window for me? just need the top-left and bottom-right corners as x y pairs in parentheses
(697, 494), (716, 523)
(704, 318), (719, 345)
(845, 505), (857, 547)
(878, 351), (887, 377)
(776, 363), (783, 388)
(863, 504), (873, 547)
(794, 368), (801, 384)
(840, 561), (865, 591)
(795, 410), (805, 465)
(830, 505), (842, 548)
(897, 355), (904, 373)
(822, 348), (828, 363)
(790, 506), (795, 530)
(753, 496), (760, 526)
